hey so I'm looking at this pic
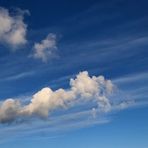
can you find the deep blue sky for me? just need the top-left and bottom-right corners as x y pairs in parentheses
(0, 0), (148, 147)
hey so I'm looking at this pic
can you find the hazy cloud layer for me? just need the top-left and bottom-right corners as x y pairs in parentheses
(0, 71), (114, 123)
(0, 7), (28, 48)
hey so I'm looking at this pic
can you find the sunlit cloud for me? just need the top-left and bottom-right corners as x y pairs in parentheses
(0, 71), (114, 123)
(32, 33), (57, 62)
(0, 7), (28, 49)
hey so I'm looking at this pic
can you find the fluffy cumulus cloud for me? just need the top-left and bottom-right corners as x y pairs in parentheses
(0, 71), (114, 124)
(0, 99), (21, 123)
(32, 33), (57, 62)
(0, 7), (28, 48)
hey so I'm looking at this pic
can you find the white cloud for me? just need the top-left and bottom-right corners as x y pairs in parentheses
(0, 7), (28, 48)
(0, 71), (114, 123)
(32, 33), (57, 62)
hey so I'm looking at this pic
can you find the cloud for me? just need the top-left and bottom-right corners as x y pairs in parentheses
(113, 72), (148, 84)
(32, 33), (57, 62)
(0, 99), (21, 123)
(91, 108), (97, 118)
(0, 71), (114, 124)
(0, 71), (35, 81)
(0, 7), (28, 48)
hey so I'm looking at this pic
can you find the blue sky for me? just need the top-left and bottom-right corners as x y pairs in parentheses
(0, 0), (148, 147)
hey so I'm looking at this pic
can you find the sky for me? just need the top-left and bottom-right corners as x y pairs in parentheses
(0, 0), (148, 147)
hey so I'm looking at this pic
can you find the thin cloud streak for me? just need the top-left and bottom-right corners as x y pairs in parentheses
(0, 71), (35, 81)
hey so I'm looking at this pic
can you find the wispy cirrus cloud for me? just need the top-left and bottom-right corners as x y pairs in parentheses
(113, 71), (148, 85)
(0, 71), (35, 81)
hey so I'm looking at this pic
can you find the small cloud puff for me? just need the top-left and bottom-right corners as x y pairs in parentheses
(0, 7), (28, 49)
(32, 33), (57, 62)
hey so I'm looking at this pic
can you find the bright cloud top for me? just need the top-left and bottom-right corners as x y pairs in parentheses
(0, 71), (114, 124)
(0, 7), (28, 48)
(32, 33), (57, 62)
